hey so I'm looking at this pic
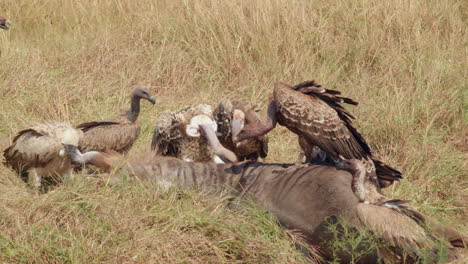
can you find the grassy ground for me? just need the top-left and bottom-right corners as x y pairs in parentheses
(0, 0), (466, 262)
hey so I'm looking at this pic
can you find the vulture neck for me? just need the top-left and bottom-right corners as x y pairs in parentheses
(126, 95), (141, 123)
(351, 167), (384, 204)
(256, 100), (278, 135)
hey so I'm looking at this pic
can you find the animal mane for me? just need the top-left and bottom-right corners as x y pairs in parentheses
(291, 80), (372, 156)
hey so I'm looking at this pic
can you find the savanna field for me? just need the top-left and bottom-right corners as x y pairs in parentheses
(0, 0), (466, 263)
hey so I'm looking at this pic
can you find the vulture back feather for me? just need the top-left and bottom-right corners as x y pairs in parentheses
(151, 104), (219, 162)
(214, 99), (268, 160)
(3, 121), (82, 187)
(76, 85), (155, 154)
(274, 80), (402, 185)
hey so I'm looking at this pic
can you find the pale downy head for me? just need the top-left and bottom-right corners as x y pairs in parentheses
(0, 17), (11, 30)
(132, 85), (156, 104)
(185, 114), (217, 137)
(230, 109), (245, 146)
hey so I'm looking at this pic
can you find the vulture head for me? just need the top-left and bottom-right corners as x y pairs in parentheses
(59, 128), (83, 157)
(133, 85), (156, 104)
(233, 122), (265, 144)
(185, 114), (217, 137)
(335, 159), (364, 173)
(0, 16), (12, 30)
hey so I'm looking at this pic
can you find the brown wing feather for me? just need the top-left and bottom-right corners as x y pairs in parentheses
(274, 81), (370, 160)
(3, 128), (62, 172)
(357, 204), (436, 258)
(78, 122), (140, 153)
(215, 100), (269, 160)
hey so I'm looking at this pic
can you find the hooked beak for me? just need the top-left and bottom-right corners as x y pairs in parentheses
(0, 19), (11, 30)
(148, 96), (156, 105)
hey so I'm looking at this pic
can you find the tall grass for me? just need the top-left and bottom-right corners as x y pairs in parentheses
(0, 0), (466, 262)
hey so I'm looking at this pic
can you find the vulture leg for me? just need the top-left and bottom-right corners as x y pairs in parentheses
(28, 168), (41, 188)
(199, 124), (238, 163)
(63, 168), (74, 182)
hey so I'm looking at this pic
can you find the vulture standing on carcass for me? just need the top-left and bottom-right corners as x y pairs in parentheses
(233, 80), (402, 188)
(213, 99), (268, 161)
(3, 121), (84, 188)
(76, 86), (155, 154)
(0, 16), (12, 30)
(151, 104), (237, 163)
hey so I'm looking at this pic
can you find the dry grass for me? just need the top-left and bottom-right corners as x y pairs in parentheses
(0, 0), (466, 262)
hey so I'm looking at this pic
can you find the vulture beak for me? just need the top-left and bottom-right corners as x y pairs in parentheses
(335, 160), (346, 169)
(148, 96), (156, 105)
(0, 19), (11, 30)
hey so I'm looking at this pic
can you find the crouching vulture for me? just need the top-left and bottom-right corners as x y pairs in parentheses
(76, 86), (155, 154)
(234, 80), (402, 188)
(151, 104), (237, 163)
(0, 16), (11, 30)
(3, 121), (83, 188)
(61, 149), (467, 263)
(213, 99), (268, 161)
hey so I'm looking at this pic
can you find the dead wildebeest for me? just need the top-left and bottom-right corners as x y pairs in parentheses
(64, 147), (466, 263)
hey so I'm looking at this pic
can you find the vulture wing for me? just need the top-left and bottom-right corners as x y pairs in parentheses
(274, 81), (371, 160)
(357, 204), (436, 259)
(76, 121), (120, 132)
(78, 122), (140, 153)
(3, 127), (63, 172)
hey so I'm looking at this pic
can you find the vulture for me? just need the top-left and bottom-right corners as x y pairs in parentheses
(233, 80), (402, 188)
(151, 104), (236, 163)
(76, 85), (155, 154)
(3, 121), (83, 188)
(336, 159), (441, 263)
(213, 99), (268, 161)
(0, 16), (11, 30)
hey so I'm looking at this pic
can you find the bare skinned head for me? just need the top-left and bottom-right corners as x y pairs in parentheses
(0, 16), (12, 30)
(132, 86), (156, 104)
(335, 159), (365, 174)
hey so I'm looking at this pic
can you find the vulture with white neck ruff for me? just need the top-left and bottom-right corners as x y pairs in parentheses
(3, 121), (83, 188)
(213, 99), (268, 161)
(151, 104), (237, 163)
(76, 86), (155, 154)
(0, 16), (12, 30)
(233, 80), (402, 188)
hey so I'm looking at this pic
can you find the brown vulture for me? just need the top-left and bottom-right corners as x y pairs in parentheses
(0, 16), (11, 30)
(213, 99), (268, 161)
(233, 80), (402, 188)
(76, 85), (155, 154)
(151, 104), (237, 163)
(3, 121), (83, 188)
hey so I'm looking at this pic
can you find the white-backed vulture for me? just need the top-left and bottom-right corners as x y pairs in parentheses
(336, 159), (440, 263)
(0, 16), (11, 30)
(3, 121), (83, 188)
(76, 85), (155, 154)
(61, 150), (467, 263)
(233, 80), (402, 188)
(151, 104), (234, 163)
(213, 99), (268, 161)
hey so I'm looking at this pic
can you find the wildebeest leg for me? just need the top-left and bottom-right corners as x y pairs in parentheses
(28, 168), (41, 189)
